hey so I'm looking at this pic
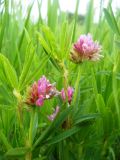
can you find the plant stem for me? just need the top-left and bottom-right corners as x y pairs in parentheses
(29, 108), (35, 146)
(63, 67), (68, 100)
(13, 89), (24, 133)
(73, 65), (81, 107)
(25, 107), (36, 160)
(17, 100), (23, 131)
(25, 151), (32, 160)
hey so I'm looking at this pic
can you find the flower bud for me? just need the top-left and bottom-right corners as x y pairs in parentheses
(61, 86), (74, 104)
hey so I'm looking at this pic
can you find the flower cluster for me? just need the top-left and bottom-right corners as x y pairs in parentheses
(25, 33), (101, 121)
(70, 33), (102, 63)
(26, 76), (59, 107)
(25, 75), (74, 120)
(61, 86), (74, 104)
(47, 106), (60, 121)
(26, 75), (74, 107)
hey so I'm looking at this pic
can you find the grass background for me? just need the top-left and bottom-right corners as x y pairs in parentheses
(0, 0), (120, 159)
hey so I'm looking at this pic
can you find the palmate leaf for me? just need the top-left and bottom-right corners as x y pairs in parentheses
(20, 56), (48, 90)
(18, 42), (35, 90)
(33, 106), (73, 150)
(41, 25), (58, 53)
(46, 126), (80, 145)
(37, 31), (51, 54)
(37, 26), (61, 71)
(0, 54), (18, 89)
(13, 2), (34, 72)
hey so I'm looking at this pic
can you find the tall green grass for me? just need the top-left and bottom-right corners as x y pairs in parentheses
(0, 0), (120, 159)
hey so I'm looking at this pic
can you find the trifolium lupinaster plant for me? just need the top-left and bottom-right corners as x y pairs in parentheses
(2, 1), (120, 159)
(1, 31), (103, 160)
(24, 33), (102, 122)
(21, 32), (102, 160)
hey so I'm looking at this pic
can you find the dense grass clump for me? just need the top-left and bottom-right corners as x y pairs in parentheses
(0, 0), (120, 159)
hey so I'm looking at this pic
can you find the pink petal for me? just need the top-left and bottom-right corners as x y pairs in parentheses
(36, 95), (44, 106)
(48, 106), (60, 121)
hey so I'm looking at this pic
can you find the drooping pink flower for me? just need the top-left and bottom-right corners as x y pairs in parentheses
(67, 87), (74, 104)
(26, 76), (60, 107)
(70, 33), (102, 63)
(47, 106), (60, 121)
(61, 86), (74, 104)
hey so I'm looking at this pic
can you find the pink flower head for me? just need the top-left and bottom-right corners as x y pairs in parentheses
(26, 76), (60, 107)
(47, 106), (60, 121)
(61, 86), (74, 104)
(70, 33), (102, 63)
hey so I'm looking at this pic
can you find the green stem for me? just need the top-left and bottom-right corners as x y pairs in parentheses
(61, 61), (69, 104)
(73, 65), (81, 107)
(29, 108), (35, 145)
(63, 67), (68, 100)
(17, 100), (23, 131)
(25, 107), (36, 160)
(13, 89), (24, 135)
(113, 68), (120, 128)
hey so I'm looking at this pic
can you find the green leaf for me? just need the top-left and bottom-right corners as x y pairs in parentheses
(19, 43), (35, 90)
(37, 31), (51, 55)
(20, 56), (48, 90)
(0, 130), (12, 150)
(96, 94), (106, 114)
(109, 5), (120, 35)
(104, 8), (120, 35)
(13, 2), (34, 72)
(37, 30), (61, 71)
(74, 113), (100, 125)
(72, 66), (81, 108)
(6, 147), (29, 157)
(47, 0), (59, 32)
(33, 106), (72, 149)
(85, 0), (94, 33)
(71, 0), (80, 42)
(0, 54), (18, 89)
(29, 109), (38, 145)
(18, 2), (34, 50)
(47, 126), (80, 145)
(115, 40), (120, 48)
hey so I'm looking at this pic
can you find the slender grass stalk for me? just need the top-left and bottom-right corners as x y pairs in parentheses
(25, 107), (37, 160)
(113, 56), (120, 127)
(72, 0), (80, 42)
(0, 130), (12, 150)
(1, 0), (120, 159)
(73, 65), (81, 107)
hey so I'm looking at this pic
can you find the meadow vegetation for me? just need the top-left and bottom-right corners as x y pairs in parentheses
(0, 0), (120, 159)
